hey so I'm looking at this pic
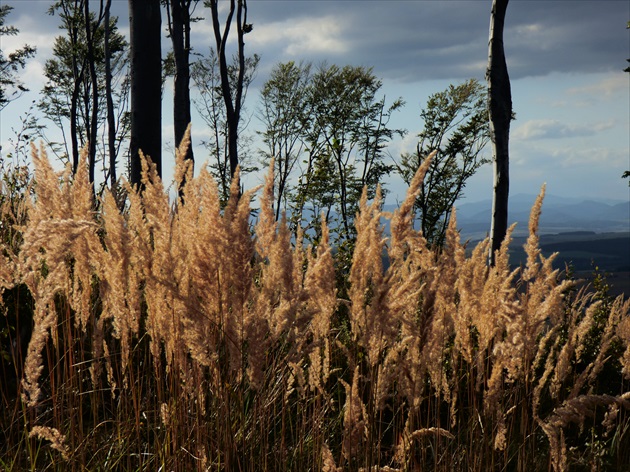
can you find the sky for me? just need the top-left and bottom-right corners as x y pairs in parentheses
(0, 0), (629, 207)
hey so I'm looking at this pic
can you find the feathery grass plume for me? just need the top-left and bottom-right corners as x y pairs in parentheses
(584, 296), (630, 388)
(394, 413), (454, 464)
(388, 150), (435, 262)
(222, 172), (258, 378)
(606, 392), (629, 430)
(67, 147), (101, 329)
(483, 224), (518, 409)
(515, 187), (574, 386)
(322, 443), (342, 472)
(98, 188), (142, 385)
(182, 166), (224, 369)
(619, 307), (630, 378)
(246, 160), (287, 387)
(0, 166), (20, 292)
(253, 160), (303, 342)
(19, 145), (97, 405)
(532, 324), (565, 420)
(341, 366), (367, 460)
(489, 185), (567, 411)
(542, 393), (630, 472)
(386, 150), (434, 324)
(29, 426), (70, 460)
(349, 185), (394, 367)
(136, 150), (184, 368)
(454, 236), (490, 366)
(0, 242), (14, 295)
(550, 299), (598, 399)
(359, 467), (402, 472)
(447, 209), (475, 363)
(20, 301), (56, 406)
(523, 184), (546, 283)
(173, 124), (194, 195)
(375, 153), (435, 408)
(305, 217), (337, 393)
(421, 210), (464, 403)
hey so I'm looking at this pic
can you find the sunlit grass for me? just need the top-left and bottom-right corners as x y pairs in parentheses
(1, 137), (629, 471)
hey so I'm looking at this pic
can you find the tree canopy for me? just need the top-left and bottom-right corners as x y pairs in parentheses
(0, 5), (36, 111)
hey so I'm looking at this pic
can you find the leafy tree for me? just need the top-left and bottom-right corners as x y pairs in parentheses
(39, 0), (129, 184)
(291, 64), (404, 244)
(258, 61), (312, 220)
(0, 5), (36, 111)
(191, 48), (259, 203)
(397, 79), (489, 247)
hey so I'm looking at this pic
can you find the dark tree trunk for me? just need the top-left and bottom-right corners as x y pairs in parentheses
(129, 0), (162, 186)
(104, 0), (117, 186)
(168, 0), (194, 171)
(70, 74), (81, 174)
(69, 13), (82, 174)
(84, 0), (99, 184)
(208, 0), (248, 187)
(487, 0), (512, 266)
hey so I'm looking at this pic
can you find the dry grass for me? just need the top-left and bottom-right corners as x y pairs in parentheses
(1, 135), (629, 471)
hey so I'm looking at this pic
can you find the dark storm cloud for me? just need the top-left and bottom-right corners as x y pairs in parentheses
(4, 0), (628, 83)
(246, 0), (629, 82)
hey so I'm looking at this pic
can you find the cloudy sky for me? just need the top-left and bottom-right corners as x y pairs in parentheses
(1, 0), (628, 206)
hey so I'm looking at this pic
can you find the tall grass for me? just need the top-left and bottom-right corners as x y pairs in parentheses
(1, 135), (629, 471)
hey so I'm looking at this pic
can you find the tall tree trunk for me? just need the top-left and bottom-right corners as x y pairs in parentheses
(84, 0), (100, 184)
(487, 0), (512, 266)
(69, 6), (82, 174)
(129, 0), (162, 186)
(208, 0), (248, 187)
(104, 0), (117, 187)
(168, 0), (194, 174)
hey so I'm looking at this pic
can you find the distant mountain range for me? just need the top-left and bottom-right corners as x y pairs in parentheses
(452, 193), (630, 239)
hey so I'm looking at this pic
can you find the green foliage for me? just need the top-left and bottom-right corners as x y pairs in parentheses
(398, 78), (489, 247)
(258, 61), (312, 220)
(260, 62), (404, 247)
(38, 1), (129, 171)
(300, 64), (404, 242)
(0, 5), (37, 111)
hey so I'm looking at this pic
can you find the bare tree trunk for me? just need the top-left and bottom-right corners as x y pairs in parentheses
(208, 0), (248, 187)
(167, 0), (194, 173)
(129, 0), (162, 186)
(70, 71), (82, 173)
(487, 0), (512, 266)
(68, 1), (82, 174)
(84, 0), (100, 184)
(104, 0), (117, 187)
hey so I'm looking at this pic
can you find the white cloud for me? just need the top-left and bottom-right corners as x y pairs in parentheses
(513, 119), (616, 140)
(249, 16), (349, 56)
(551, 147), (629, 169)
(515, 23), (543, 35)
(566, 75), (629, 100)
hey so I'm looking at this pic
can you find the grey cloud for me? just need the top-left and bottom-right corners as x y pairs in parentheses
(248, 1), (628, 83)
(4, 1), (628, 87)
